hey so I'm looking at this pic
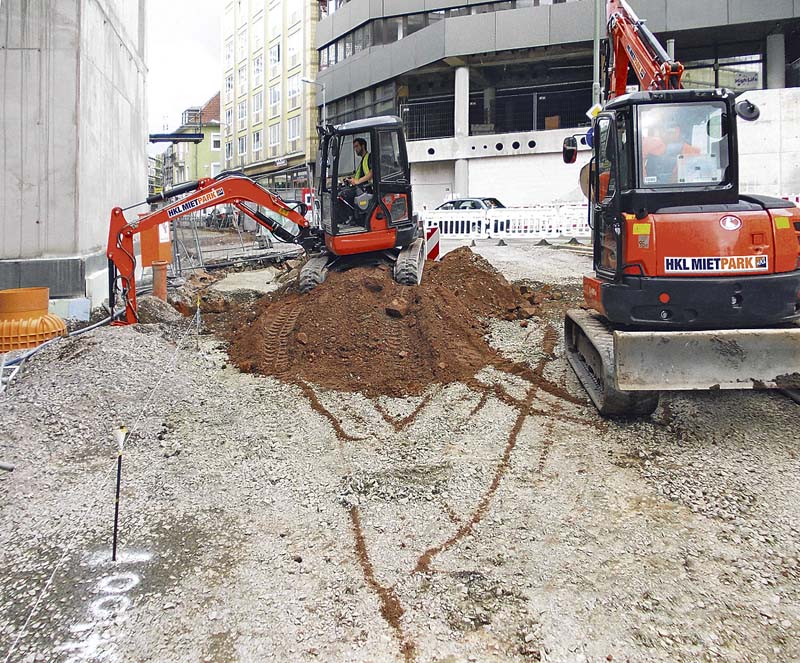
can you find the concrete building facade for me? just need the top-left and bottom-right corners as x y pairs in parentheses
(0, 0), (148, 303)
(221, 0), (321, 193)
(315, 0), (800, 208)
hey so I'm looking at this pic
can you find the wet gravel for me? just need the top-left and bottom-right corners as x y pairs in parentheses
(1, 246), (799, 663)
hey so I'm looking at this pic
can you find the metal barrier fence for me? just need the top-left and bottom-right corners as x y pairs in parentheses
(421, 205), (592, 240)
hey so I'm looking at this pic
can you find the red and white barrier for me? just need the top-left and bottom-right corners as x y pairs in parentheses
(426, 227), (440, 260)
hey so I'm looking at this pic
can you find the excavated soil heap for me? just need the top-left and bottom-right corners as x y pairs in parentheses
(221, 247), (541, 397)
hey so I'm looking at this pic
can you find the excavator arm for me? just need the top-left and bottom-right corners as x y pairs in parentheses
(605, 0), (683, 99)
(107, 173), (320, 325)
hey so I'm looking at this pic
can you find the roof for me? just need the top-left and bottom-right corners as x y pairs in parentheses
(335, 115), (403, 132)
(605, 87), (735, 110)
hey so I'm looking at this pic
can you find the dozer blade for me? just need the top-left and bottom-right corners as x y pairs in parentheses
(614, 326), (800, 391)
(564, 309), (660, 417)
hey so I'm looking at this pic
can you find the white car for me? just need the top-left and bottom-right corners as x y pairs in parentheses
(435, 197), (505, 211)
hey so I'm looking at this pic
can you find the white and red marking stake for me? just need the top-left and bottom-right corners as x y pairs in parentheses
(426, 227), (440, 261)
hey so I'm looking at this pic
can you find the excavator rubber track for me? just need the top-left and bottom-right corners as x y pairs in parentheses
(564, 309), (660, 417)
(393, 237), (426, 286)
(298, 254), (330, 294)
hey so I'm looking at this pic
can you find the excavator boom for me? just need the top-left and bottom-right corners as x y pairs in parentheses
(107, 173), (318, 324)
(605, 0), (683, 99)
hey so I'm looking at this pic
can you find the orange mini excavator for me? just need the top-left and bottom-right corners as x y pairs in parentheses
(561, 0), (800, 415)
(108, 116), (425, 324)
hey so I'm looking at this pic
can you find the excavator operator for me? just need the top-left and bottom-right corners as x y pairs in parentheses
(339, 137), (373, 225)
(642, 113), (701, 185)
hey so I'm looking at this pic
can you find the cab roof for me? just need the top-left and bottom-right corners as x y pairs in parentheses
(604, 87), (735, 111)
(334, 115), (403, 133)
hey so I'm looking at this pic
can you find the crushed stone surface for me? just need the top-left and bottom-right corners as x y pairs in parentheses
(1, 245), (799, 663)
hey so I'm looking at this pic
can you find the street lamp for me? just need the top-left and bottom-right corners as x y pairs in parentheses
(301, 76), (327, 124)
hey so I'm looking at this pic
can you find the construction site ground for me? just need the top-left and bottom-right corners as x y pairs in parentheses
(2, 239), (799, 663)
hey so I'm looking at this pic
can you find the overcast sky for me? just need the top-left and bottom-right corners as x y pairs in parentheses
(147, 0), (222, 145)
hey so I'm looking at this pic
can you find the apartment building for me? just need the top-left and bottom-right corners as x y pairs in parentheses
(315, 0), (800, 207)
(162, 94), (223, 190)
(222, 0), (320, 193)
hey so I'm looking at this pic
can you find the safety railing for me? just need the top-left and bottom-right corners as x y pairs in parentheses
(421, 205), (592, 240)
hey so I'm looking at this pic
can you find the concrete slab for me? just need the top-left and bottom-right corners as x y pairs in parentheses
(210, 268), (284, 294)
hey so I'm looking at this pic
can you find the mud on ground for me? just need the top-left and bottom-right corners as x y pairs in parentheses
(2, 245), (799, 663)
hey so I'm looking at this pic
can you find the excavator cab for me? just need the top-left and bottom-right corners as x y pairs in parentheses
(316, 117), (417, 247)
(299, 116), (426, 292)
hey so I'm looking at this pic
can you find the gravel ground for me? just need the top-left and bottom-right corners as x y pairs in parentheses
(1, 246), (799, 663)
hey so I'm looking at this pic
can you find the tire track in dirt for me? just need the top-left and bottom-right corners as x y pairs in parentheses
(348, 507), (416, 663)
(413, 380), (541, 574)
(375, 393), (435, 432)
(261, 302), (301, 376)
(412, 325), (587, 574)
(296, 382), (363, 443)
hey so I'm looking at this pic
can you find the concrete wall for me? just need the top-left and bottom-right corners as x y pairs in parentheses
(738, 87), (800, 197)
(408, 87), (800, 207)
(0, 0), (147, 301)
(408, 126), (591, 207)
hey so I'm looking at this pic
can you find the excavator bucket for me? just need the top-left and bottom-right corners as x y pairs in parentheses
(614, 327), (800, 391)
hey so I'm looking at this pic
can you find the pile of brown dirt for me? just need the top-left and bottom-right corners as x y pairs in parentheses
(217, 248), (548, 397)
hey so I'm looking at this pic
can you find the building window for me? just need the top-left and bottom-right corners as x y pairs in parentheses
(225, 142), (233, 161)
(238, 135), (247, 156)
(269, 122), (280, 145)
(225, 107), (233, 133)
(254, 54), (264, 87)
(211, 133), (221, 150)
(288, 31), (302, 69)
(252, 13), (264, 51)
(224, 39), (233, 70)
(287, 115), (300, 144)
(269, 5), (282, 39)
(238, 64), (248, 94)
(225, 74), (233, 95)
(269, 43), (281, 79)
(320, 48), (329, 70)
(253, 129), (263, 153)
(288, 74), (300, 109)
(289, 3), (301, 25)
(253, 91), (264, 124)
(237, 27), (247, 60)
(269, 83), (281, 117)
(353, 25), (372, 54)
(238, 100), (247, 124)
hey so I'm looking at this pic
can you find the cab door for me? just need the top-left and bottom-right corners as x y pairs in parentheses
(375, 129), (413, 228)
(593, 113), (623, 279)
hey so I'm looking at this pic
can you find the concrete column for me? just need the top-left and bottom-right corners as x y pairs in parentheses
(454, 159), (469, 199)
(766, 33), (786, 89)
(454, 66), (470, 138)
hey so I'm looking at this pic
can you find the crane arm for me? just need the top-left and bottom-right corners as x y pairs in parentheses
(107, 174), (319, 324)
(605, 0), (683, 100)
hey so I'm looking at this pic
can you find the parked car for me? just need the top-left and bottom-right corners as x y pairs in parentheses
(435, 197), (505, 211)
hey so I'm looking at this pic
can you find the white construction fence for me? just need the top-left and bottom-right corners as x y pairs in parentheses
(421, 195), (800, 242)
(421, 205), (591, 241)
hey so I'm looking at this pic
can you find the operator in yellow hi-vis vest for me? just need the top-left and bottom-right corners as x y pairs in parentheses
(339, 137), (373, 226)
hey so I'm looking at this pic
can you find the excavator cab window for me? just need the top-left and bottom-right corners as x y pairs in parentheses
(594, 114), (623, 276)
(638, 102), (730, 187)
